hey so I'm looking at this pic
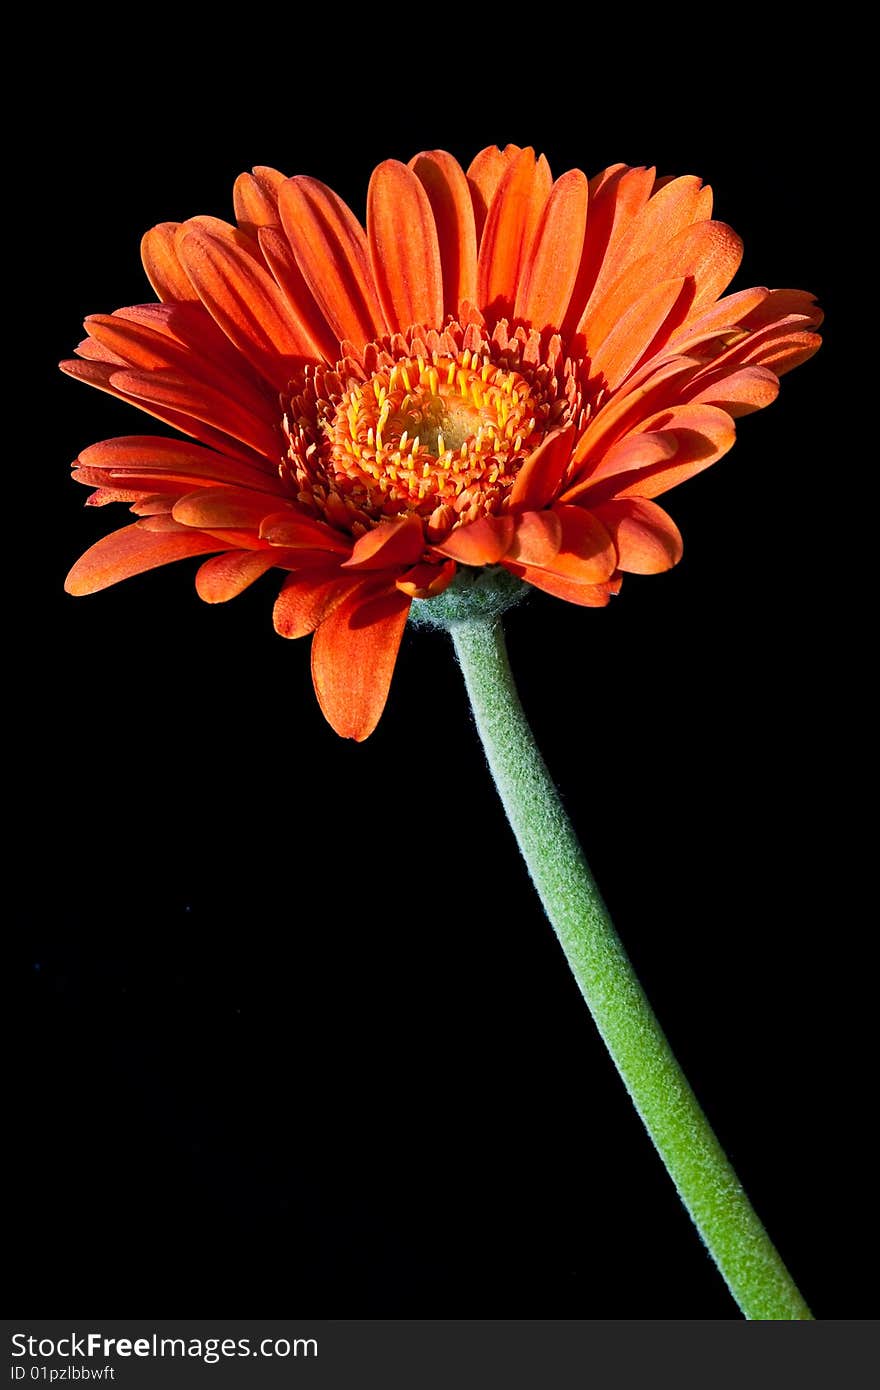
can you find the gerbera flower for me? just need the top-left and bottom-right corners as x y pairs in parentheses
(63, 145), (821, 739)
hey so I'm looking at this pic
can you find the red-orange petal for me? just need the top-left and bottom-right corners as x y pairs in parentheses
(278, 176), (386, 346)
(395, 558), (457, 599)
(433, 515), (515, 565)
(563, 166), (656, 336)
(83, 312), (275, 423)
(737, 325), (822, 376)
(550, 505), (617, 582)
(409, 150), (478, 317)
(502, 561), (617, 607)
(258, 510), (351, 552)
(273, 570), (359, 639)
(603, 404), (736, 501)
(593, 498), (683, 573)
(595, 174), (710, 298)
(110, 302), (270, 390)
(508, 425), (576, 511)
(141, 223), (199, 303)
(685, 365), (780, 417)
(108, 367), (281, 460)
(584, 220), (743, 353)
(562, 431), (679, 501)
(663, 286), (771, 355)
(467, 145), (520, 242)
(311, 582), (411, 741)
(341, 514), (425, 570)
(65, 522), (220, 595)
(171, 486), (276, 530)
(367, 160), (443, 333)
(477, 147), (552, 317)
(507, 510), (563, 566)
(587, 278), (686, 390)
(514, 170), (589, 330)
(84, 312), (193, 372)
(570, 357), (698, 470)
(79, 435), (280, 493)
(175, 222), (313, 387)
(233, 166), (285, 232)
(60, 358), (273, 466)
(195, 549), (280, 602)
(256, 225), (340, 363)
(741, 288), (824, 332)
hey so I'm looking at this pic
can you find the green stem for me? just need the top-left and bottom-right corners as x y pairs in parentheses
(450, 613), (812, 1321)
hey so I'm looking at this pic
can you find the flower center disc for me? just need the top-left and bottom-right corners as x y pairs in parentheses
(327, 352), (541, 516)
(283, 325), (581, 539)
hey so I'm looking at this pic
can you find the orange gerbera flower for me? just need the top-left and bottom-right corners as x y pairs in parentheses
(63, 146), (821, 738)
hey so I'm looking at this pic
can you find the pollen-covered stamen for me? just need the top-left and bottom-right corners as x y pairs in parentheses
(332, 352), (545, 512)
(282, 320), (587, 538)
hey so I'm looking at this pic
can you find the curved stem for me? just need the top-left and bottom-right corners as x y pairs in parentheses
(450, 613), (812, 1321)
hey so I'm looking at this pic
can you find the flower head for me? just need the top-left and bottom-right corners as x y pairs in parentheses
(64, 146), (821, 738)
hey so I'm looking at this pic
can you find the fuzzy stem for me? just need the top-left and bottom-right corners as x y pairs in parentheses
(450, 613), (812, 1321)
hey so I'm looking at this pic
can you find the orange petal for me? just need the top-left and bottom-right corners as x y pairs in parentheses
(278, 175), (386, 346)
(507, 510), (563, 566)
(433, 514), (515, 564)
(84, 311), (195, 372)
(409, 149), (478, 316)
(233, 166), (285, 232)
(395, 558), (457, 599)
(550, 505), (617, 582)
(741, 288), (824, 332)
(584, 220), (743, 355)
(60, 358), (274, 466)
(195, 549), (280, 601)
(79, 435), (280, 493)
(137, 514), (198, 533)
(258, 510), (351, 552)
(563, 166), (655, 337)
(184, 215), (266, 264)
(514, 169), (589, 330)
(367, 160), (443, 332)
(176, 222), (314, 387)
(256, 225), (339, 362)
(502, 561), (617, 607)
(570, 357), (698, 469)
(664, 286), (771, 354)
(477, 147), (552, 318)
(685, 365), (780, 417)
(561, 431), (678, 501)
(93, 487), (149, 507)
(172, 485), (277, 530)
(141, 223), (199, 302)
(83, 312), (274, 423)
(110, 302), (269, 389)
(593, 498), (683, 573)
(604, 404), (736, 500)
(737, 326), (822, 376)
(65, 522), (221, 595)
(467, 145), (520, 242)
(341, 514), (425, 570)
(311, 582), (411, 740)
(594, 174), (710, 300)
(273, 570), (359, 639)
(75, 335), (127, 365)
(508, 425), (576, 511)
(107, 367), (281, 460)
(588, 278), (686, 390)
(670, 220), (744, 313)
(129, 493), (181, 515)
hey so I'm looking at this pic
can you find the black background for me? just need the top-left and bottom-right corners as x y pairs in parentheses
(12, 28), (864, 1320)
